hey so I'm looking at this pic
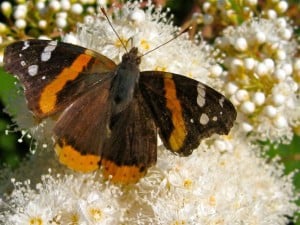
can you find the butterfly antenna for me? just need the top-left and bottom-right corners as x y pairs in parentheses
(100, 7), (128, 53)
(141, 26), (192, 58)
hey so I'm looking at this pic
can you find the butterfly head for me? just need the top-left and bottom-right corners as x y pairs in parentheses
(122, 47), (141, 65)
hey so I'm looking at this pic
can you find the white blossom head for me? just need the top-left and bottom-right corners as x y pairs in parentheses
(217, 18), (299, 143)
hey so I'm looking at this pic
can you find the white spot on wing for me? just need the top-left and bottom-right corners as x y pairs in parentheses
(41, 40), (58, 62)
(212, 116), (218, 121)
(41, 52), (51, 61)
(45, 40), (57, 51)
(22, 41), (30, 50)
(20, 61), (26, 66)
(200, 113), (209, 125)
(28, 65), (39, 76)
(219, 97), (225, 107)
(197, 83), (206, 107)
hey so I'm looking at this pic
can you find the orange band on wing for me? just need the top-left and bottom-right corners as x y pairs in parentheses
(39, 53), (93, 114)
(164, 73), (187, 151)
(55, 140), (100, 172)
(101, 159), (146, 184)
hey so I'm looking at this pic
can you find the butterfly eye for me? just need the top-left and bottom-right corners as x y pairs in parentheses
(136, 57), (141, 65)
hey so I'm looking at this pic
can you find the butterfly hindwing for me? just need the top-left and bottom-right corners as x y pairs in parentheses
(140, 71), (237, 156)
(54, 77), (113, 173)
(4, 40), (117, 118)
(101, 89), (157, 184)
(54, 78), (157, 183)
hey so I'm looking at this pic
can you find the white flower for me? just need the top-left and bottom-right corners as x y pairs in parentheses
(1, 1), (12, 17)
(38, 20), (47, 29)
(15, 19), (27, 29)
(276, 1), (288, 13)
(56, 17), (67, 28)
(78, 191), (120, 224)
(217, 18), (300, 143)
(13, 4), (27, 19)
(1, 169), (122, 225)
(71, 3), (84, 15)
(70, 2), (216, 87)
(61, 0), (71, 11)
(1, 137), (298, 224)
(235, 37), (248, 51)
(49, 0), (61, 12)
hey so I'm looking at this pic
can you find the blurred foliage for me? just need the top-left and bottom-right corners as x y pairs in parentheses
(267, 136), (300, 224)
(0, 68), (29, 168)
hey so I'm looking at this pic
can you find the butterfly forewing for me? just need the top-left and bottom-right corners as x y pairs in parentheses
(139, 71), (237, 156)
(4, 40), (117, 118)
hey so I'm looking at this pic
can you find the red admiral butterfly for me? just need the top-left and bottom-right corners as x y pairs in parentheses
(3, 36), (236, 183)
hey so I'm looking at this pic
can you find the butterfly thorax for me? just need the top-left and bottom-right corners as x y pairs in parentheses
(110, 47), (141, 114)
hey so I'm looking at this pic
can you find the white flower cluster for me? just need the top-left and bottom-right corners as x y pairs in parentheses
(0, 1), (299, 224)
(201, 0), (289, 25)
(217, 18), (300, 143)
(0, 140), (298, 224)
(65, 2), (215, 86)
(0, 0), (107, 39)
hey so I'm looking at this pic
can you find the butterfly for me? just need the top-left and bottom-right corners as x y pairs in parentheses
(3, 39), (236, 184)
